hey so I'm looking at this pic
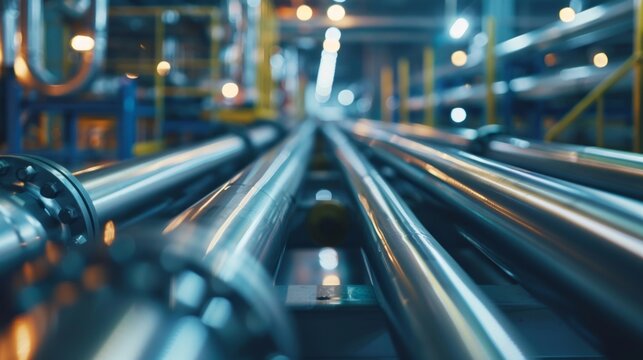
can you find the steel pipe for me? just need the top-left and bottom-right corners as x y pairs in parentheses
(0, 123), (281, 273)
(75, 124), (280, 226)
(322, 125), (530, 359)
(344, 122), (643, 355)
(24, 121), (315, 359)
(356, 119), (643, 200)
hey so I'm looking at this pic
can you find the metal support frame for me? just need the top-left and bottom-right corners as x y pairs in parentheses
(380, 65), (393, 122)
(423, 48), (435, 126)
(397, 57), (410, 124)
(485, 17), (497, 125)
(634, 0), (643, 152)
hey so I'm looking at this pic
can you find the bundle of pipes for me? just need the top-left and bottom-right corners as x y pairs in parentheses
(341, 121), (643, 356)
(0, 123), (281, 274)
(322, 125), (530, 359)
(1, 121), (314, 359)
(355, 119), (643, 200)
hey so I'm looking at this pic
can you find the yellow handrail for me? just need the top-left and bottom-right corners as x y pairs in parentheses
(544, 54), (637, 142)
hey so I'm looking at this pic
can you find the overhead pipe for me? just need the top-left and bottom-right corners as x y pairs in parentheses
(344, 121), (643, 356)
(0, 123), (282, 273)
(322, 125), (530, 359)
(432, 0), (634, 80)
(356, 119), (643, 200)
(19, 121), (315, 359)
(0, 0), (19, 76)
(15, 0), (108, 96)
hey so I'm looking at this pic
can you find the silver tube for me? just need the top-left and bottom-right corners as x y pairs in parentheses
(359, 119), (643, 200)
(15, 0), (107, 96)
(75, 124), (280, 227)
(322, 124), (530, 359)
(345, 122), (643, 355)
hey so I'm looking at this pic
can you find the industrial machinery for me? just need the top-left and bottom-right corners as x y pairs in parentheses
(0, 118), (641, 359)
(2, 0), (643, 359)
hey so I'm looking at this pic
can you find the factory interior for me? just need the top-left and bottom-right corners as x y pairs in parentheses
(0, 0), (643, 358)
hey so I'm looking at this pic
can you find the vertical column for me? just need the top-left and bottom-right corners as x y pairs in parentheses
(423, 48), (435, 126)
(380, 65), (393, 122)
(118, 80), (137, 159)
(64, 111), (79, 164)
(485, 18), (496, 125)
(633, 0), (643, 152)
(154, 12), (165, 140)
(397, 58), (410, 124)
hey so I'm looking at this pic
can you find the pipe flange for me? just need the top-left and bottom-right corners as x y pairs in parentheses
(97, 236), (298, 359)
(0, 155), (98, 246)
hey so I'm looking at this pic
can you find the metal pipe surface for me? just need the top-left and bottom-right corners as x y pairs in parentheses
(75, 124), (280, 227)
(150, 121), (315, 357)
(322, 125), (529, 359)
(358, 119), (643, 200)
(345, 122), (643, 355)
(163, 121), (314, 274)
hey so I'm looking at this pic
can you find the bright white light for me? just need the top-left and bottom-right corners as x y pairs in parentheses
(70, 35), (95, 52)
(449, 18), (470, 39)
(125, 73), (139, 79)
(559, 7), (576, 23)
(323, 39), (341, 53)
(325, 27), (342, 40)
(593, 52), (608, 68)
(327, 4), (345, 22)
(315, 50), (338, 103)
(296, 5), (313, 21)
(338, 89), (355, 106)
(270, 53), (284, 70)
(156, 61), (171, 76)
(315, 189), (333, 201)
(319, 248), (339, 270)
(450, 107), (467, 123)
(221, 82), (239, 99)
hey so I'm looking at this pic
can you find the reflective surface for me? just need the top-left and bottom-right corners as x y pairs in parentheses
(76, 124), (280, 227)
(324, 125), (529, 360)
(346, 122), (643, 355)
(368, 119), (643, 200)
(160, 121), (316, 357)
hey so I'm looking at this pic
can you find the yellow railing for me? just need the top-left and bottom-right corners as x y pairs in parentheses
(545, 1), (643, 152)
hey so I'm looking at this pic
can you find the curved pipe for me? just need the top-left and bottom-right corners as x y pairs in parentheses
(345, 122), (643, 356)
(323, 125), (529, 359)
(15, 0), (107, 96)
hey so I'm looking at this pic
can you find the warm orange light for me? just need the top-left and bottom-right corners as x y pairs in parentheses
(296, 5), (313, 21)
(544, 53), (557, 67)
(222, 82), (240, 99)
(559, 7), (576, 23)
(156, 61), (171, 76)
(103, 220), (116, 246)
(125, 73), (139, 79)
(322, 274), (341, 286)
(327, 4), (345, 22)
(451, 50), (468, 67)
(593, 52), (608, 68)
(70, 35), (95, 52)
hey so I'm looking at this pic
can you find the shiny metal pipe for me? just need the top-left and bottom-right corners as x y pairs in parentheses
(0, 124), (280, 275)
(345, 122), (643, 355)
(322, 125), (529, 359)
(158, 121), (315, 357)
(75, 124), (280, 227)
(357, 119), (643, 200)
